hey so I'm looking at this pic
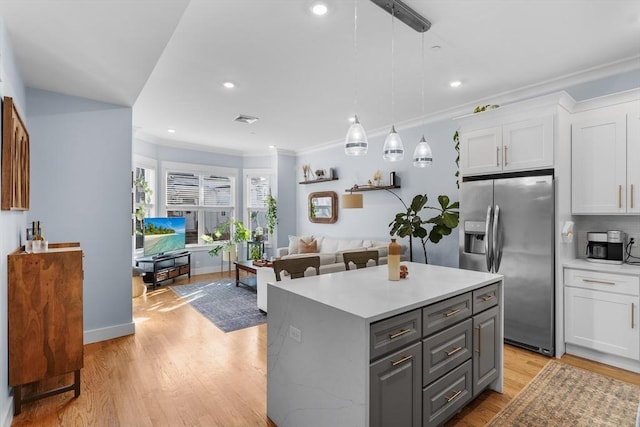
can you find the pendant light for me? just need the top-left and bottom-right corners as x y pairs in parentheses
(382, 6), (404, 162)
(413, 32), (433, 168)
(344, 0), (368, 156)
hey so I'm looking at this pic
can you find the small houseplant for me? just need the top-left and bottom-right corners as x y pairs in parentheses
(201, 218), (251, 257)
(389, 194), (459, 264)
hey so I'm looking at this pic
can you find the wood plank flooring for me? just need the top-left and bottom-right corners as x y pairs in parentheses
(10, 271), (640, 426)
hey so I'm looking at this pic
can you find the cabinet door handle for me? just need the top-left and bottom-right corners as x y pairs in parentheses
(632, 303), (635, 329)
(632, 184), (635, 209)
(446, 346), (463, 357)
(444, 308), (461, 317)
(496, 147), (500, 167)
(481, 294), (495, 302)
(390, 354), (413, 366)
(619, 185), (622, 209)
(388, 328), (411, 340)
(445, 390), (462, 403)
(475, 324), (482, 355)
(581, 278), (615, 286)
(504, 146), (508, 166)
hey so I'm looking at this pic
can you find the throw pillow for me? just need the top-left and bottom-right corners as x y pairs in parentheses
(299, 239), (318, 254)
(288, 235), (313, 254)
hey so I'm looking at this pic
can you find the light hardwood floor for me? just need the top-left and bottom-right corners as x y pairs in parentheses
(10, 271), (640, 426)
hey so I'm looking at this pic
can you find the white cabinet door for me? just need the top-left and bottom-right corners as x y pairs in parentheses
(565, 286), (639, 360)
(502, 116), (553, 172)
(460, 127), (502, 176)
(628, 112), (640, 214)
(571, 114), (627, 214)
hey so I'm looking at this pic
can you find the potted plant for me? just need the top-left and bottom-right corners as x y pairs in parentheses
(389, 194), (459, 264)
(201, 218), (251, 258)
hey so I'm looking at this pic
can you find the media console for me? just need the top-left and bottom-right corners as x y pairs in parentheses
(136, 251), (191, 288)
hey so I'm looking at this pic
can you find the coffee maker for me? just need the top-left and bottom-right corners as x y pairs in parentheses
(586, 230), (626, 264)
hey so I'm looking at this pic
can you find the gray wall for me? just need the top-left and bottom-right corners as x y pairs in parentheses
(0, 20), (28, 426)
(27, 88), (134, 343)
(296, 119), (461, 266)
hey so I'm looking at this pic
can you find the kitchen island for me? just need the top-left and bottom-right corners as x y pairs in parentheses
(267, 263), (504, 427)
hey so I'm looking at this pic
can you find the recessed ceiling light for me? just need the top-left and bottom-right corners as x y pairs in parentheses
(268, 145), (276, 149)
(223, 81), (236, 89)
(348, 116), (356, 123)
(450, 81), (462, 88)
(167, 128), (176, 133)
(311, 2), (328, 16)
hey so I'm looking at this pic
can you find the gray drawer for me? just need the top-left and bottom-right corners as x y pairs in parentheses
(423, 319), (472, 386)
(370, 309), (421, 361)
(423, 293), (472, 336)
(422, 359), (472, 427)
(472, 282), (499, 314)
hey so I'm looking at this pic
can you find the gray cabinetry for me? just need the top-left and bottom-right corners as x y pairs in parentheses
(473, 305), (500, 396)
(422, 360), (473, 427)
(369, 281), (501, 427)
(370, 342), (422, 427)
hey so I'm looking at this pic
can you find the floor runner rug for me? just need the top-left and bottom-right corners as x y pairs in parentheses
(487, 360), (640, 426)
(170, 279), (266, 333)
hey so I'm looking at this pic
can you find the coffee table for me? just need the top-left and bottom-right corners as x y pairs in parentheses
(234, 260), (258, 288)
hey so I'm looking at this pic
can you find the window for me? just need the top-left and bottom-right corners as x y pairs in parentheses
(245, 170), (272, 243)
(133, 156), (157, 250)
(163, 162), (237, 245)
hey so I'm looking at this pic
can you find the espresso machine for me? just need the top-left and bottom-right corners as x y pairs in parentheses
(586, 230), (626, 264)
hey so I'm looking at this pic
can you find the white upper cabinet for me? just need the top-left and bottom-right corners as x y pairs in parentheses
(456, 93), (569, 177)
(628, 111), (640, 214)
(460, 116), (553, 176)
(571, 98), (640, 214)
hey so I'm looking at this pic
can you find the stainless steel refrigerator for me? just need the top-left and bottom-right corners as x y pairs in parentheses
(459, 173), (554, 356)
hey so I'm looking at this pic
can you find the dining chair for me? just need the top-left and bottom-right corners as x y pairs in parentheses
(343, 250), (379, 270)
(273, 256), (321, 281)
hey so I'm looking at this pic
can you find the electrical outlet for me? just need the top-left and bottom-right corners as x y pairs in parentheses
(289, 325), (302, 343)
(628, 234), (640, 258)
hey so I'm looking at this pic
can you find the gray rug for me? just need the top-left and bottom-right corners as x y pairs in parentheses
(170, 279), (266, 333)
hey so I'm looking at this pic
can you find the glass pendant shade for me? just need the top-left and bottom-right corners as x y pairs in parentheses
(413, 135), (433, 168)
(382, 125), (404, 162)
(341, 193), (363, 209)
(344, 115), (368, 156)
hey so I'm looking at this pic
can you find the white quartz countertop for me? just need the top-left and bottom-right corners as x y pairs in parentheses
(563, 259), (640, 276)
(268, 262), (502, 323)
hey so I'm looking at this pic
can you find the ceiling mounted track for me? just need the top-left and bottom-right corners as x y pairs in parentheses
(370, 0), (431, 33)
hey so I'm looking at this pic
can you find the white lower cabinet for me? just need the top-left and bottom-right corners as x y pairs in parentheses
(564, 266), (640, 369)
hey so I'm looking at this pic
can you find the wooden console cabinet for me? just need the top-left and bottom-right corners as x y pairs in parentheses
(8, 242), (84, 415)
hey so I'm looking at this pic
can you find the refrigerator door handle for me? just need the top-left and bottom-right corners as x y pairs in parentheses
(492, 204), (503, 272)
(484, 205), (493, 272)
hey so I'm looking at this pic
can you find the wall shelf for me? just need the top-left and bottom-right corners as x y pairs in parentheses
(299, 177), (339, 185)
(344, 185), (401, 192)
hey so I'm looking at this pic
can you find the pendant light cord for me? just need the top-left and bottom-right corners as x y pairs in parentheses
(353, 0), (359, 111)
(390, 7), (395, 124)
(421, 32), (425, 131)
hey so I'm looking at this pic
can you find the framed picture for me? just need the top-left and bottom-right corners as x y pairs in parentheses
(1, 96), (30, 210)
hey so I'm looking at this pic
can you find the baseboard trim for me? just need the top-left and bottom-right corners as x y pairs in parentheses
(84, 322), (135, 344)
(1, 396), (13, 427)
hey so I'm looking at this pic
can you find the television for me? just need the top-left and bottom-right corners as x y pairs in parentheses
(143, 217), (186, 257)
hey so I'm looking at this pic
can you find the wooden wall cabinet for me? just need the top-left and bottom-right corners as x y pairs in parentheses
(8, 242), (84, 415)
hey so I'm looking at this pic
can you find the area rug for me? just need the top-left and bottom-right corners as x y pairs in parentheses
(170, 279), (266, 333)
(487, 360), (640, 426)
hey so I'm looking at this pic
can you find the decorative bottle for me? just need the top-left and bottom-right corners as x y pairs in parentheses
(388, 238), (401, 281)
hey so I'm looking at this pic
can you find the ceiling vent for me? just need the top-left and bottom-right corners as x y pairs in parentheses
(233, 114), (259, 124)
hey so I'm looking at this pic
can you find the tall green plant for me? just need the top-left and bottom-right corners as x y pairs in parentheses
(389, 194), (459, 264)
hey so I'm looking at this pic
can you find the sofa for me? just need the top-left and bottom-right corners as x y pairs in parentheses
(276, 235), (408, 275)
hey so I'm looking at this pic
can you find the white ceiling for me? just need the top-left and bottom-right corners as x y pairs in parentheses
(1, 0), (639, 155)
